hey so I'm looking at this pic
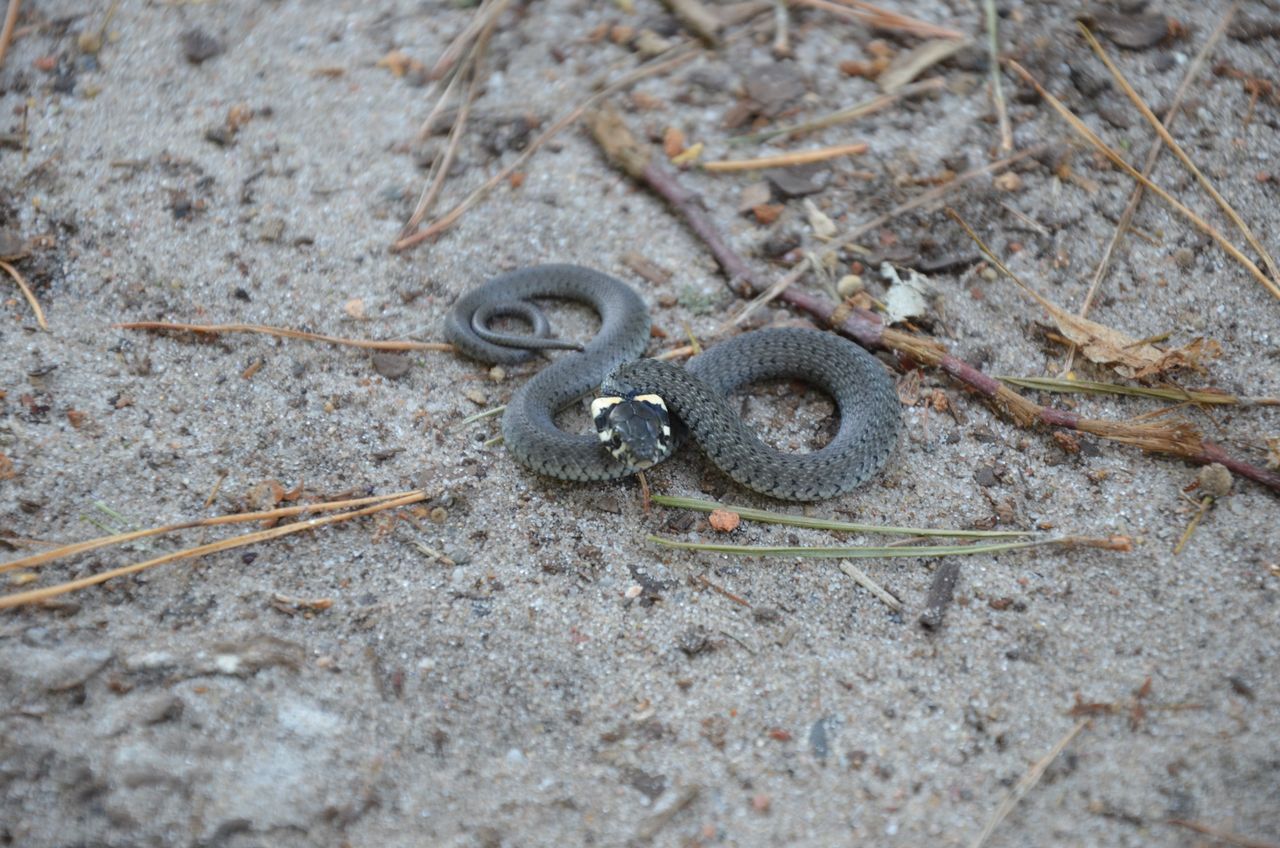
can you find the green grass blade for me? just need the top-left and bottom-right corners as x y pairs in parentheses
(648, 535), (1053, 559)
(649, 494), (1031, 539)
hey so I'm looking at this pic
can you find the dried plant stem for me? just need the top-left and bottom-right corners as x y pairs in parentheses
(426, 0), (509, 82)
(0, 491), (426, 609)
(116, 321), (453, 352)
(703, 142), (868, 172)
(1064, 5), (1235, 374)
(587, 106), (1280, 495)
(836, 560), (901, 611)
(1166, 819), (1280, 848)
(983, 0), (1011, 152)
(392, 45), (701, 252)
(0, 490), (423, 575)
(2, 258), (46, 329)
(1008, 60), (1280, 302)
(401, 45), (485, 238)
(790, 0), (965, 40)
(729, 78), (944, 145)
(650, 494), (1029, 538)
(1078, 20), (1277, 284)
(970, 720), (1090, 848)
(998, 376), (1278, 407)
(0, 0), (20, 70)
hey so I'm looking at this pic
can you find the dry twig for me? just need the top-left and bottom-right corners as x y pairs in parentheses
(1, 257), (46, 329)
(0, 491), (426, 609)
(0, 0), (20, 70)
(791, 0), (965, 40)
(970, 720), (1090, 848)
(1078, 21), (1278, 285)
(116, 321), (453, 352)
(1065, 4), (1237, 374)
(702, 142), (868, 172)
(1008, 60), (1280, 302)
(1166, 819), (1280, 848)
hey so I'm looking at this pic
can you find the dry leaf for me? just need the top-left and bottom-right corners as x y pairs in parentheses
(881, 263), (930, 324)
(1014, 278), (1218, 377)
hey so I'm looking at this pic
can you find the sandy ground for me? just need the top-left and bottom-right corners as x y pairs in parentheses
(1, 1), (1278, 846)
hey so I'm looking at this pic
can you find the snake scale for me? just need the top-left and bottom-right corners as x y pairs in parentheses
(445, 264), (900, 501)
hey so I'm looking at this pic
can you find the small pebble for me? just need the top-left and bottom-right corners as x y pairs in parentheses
(371, 352), (411, 379)
(181, 28), (224, 64)
(837, 275), (863, 297)
(488, 365), (506, 382)
(1198, 463), (1232, 498)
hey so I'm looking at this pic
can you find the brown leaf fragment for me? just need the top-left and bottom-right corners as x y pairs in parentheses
(1028, 286), (1217, 378)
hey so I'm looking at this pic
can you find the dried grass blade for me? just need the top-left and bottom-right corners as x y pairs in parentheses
(650, 494), (1031, 538)
(703, 142), (867, 172)
(115, 321), (452, 352)
(2, 258), (46, 329)
(1007, 60), (1280, 302)
(1078, 22), (1278, 285)
(0, 492), (426, 609)
(0, 490), (423, 575)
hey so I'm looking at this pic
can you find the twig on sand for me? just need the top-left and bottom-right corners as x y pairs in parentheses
(1166, 819), (1280, 848)
(728, 78), (944, 146)
(791, 0), (965, 41)
(0, 0), (20, 70)
(586, 106), (1280, 495)
(392, 45), (700, 252)
(702, 142), (868, 172)
(1063, 4), (1238, 374)
(0, 491), (426, 609)
(837, 560), (901, 611)
(1078, 19), (1277, 286)
(1007, 59), (1280, 302)
(982, 0), (1011, 152)
(116, 321), (453, 352)
(1, 257), (46, 329)
(969, 719), (1090, 848)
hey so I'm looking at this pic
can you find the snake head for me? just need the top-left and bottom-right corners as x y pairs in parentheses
(590, 393), (673, 470)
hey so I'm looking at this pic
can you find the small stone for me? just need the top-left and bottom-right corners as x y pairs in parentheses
(1173, 247), (1195, 269)
(678, 626), (711, 656)
(181, 28), (224, 64)
(1197, 463), (1232, 498)
(765, 164), (830, 198)
(488, 365), (506, 382)
(258, 218), (286, 242)
(744, 63), (807, 117)
(837, 275), (863, 297)
(994, 172), (1023, 192)
(975, 466), (998, 487)
(371, 352), (411, 379)
(464, 388), (488, 405)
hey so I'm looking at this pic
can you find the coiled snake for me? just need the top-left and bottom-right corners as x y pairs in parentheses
(445, 264), (900, 501)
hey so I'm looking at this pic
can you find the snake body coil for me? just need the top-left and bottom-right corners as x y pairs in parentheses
(445, 265), (900, 501)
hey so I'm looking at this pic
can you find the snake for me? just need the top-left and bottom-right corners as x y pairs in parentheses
(445, 264), (900, 501)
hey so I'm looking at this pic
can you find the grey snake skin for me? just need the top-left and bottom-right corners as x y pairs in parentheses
(445, 264), (900, 501)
